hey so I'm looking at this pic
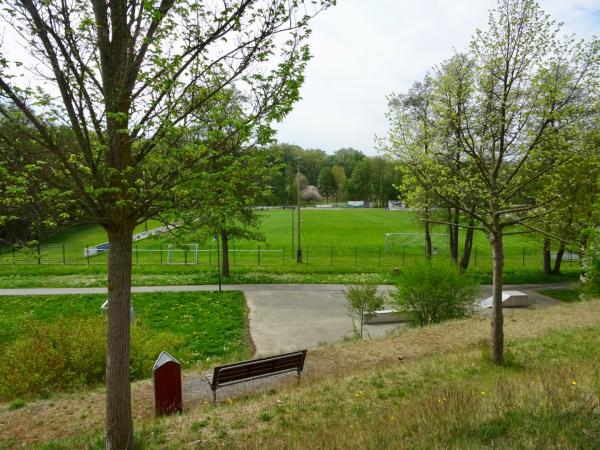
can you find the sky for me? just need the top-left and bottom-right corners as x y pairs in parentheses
(274, 0), (600, 156)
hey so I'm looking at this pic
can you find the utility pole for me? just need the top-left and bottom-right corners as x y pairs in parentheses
(296, 157), (302, 263)
(214, 233), (222, 292)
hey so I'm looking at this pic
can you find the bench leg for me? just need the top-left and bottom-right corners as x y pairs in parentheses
(297, 370), (301, 385)
(212, 389), (217, 405)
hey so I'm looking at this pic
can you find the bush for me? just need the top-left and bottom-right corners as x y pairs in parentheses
(581, 232), (600, 300)
(391, 262), (479, 326)
(344, 284), (385, 338)
(0, 316), (184, 400)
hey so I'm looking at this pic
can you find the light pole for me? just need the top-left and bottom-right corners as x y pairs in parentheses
(291, 206), (294, 255)
(296, 157), (302, 262)
(214, 233), (222, 292)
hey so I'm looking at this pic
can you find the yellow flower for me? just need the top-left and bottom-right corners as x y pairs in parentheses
(571, 380), (577, 385)
(480, 391), (486, 396)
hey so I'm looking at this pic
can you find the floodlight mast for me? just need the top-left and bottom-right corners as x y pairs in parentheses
(296, 156), (302, 263)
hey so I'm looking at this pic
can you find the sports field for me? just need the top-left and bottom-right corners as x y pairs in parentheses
(0, 209), (579, 272)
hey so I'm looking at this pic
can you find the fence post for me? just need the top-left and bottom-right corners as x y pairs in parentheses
(87, 245), (90, 265)
(258, 245), (261, 265)
(522, 247), (525, 268)
(37, 243), (41, 265)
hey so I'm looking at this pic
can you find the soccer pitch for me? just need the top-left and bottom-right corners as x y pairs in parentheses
(0, 208), (569, 272)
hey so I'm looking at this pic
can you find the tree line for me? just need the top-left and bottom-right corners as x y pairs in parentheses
(264, 144), (398, 207)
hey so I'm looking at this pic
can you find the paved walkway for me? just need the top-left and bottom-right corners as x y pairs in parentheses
(0, 282), (572, 296)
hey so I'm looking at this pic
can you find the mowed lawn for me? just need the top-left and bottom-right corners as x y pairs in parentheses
(0, 291), (250, 366)
(0, 209), (577, 273)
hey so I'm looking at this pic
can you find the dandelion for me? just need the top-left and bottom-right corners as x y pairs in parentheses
(480, 391), (486, 396)
(571, 380), (577, 385)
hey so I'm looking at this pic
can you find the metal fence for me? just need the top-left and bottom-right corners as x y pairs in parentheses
(0, 242), (581, 271)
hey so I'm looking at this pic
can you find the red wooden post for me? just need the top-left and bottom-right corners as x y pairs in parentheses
(153, 352), (182, 416)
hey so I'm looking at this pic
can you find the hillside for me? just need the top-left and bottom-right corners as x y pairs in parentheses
(2, 299), (600, 449)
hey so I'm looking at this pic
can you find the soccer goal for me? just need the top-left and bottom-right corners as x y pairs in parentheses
(166, 243), (200, 264)
(384, 233), (449, 255)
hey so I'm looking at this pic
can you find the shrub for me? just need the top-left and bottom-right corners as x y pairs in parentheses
(391, 262), (479, 326)
(581, 231), (600, 300)
(0, 316), (183, 400)
(344, 284), (385, 338)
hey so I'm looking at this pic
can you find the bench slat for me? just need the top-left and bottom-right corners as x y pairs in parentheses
(208, 350), (307, 391)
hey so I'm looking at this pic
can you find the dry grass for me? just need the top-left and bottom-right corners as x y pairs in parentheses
(2, 300), (600, 448)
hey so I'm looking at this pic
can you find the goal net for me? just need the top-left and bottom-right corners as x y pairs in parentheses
(166, 243), (200, 264)
(384, 233), (449, 255)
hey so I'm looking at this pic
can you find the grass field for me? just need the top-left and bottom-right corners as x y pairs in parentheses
(0, 291), (250, 369)
(3, 300), (600, 449)
(1, 210), (578, 274)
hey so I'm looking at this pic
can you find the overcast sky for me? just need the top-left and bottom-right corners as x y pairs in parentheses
(274, 0), (600, 156)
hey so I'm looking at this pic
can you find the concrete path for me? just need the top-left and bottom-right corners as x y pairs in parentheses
(0, 283), (383, 296)
(245, 287), (398, 356)
(0, 282), (574, 355)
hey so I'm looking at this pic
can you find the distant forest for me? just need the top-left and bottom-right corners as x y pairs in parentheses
(265, 143), (399, 206)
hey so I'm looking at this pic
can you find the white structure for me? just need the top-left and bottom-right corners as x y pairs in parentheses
(364, 309), (408, 324)
(100, 300), (136, 322)
(387, 200), (405, 210)
(479, 291), (529, 309)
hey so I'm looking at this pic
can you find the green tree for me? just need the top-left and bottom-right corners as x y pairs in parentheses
(317, 166), (337, 201)
(332, 147), (365, 178)
(0, 1), (333, 447)
(383, 76), (437, 257)
(403, 0), (597, 364)
(331, 165), (347, 202)
(344, 284), (385, 339)
(347, 158), (374, 203)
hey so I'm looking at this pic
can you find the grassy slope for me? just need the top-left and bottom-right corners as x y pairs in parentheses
(2, 300), (600, 449)
(0, 291), (250, 367)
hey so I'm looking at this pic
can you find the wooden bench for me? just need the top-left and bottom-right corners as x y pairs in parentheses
(205, 350), (307, 403)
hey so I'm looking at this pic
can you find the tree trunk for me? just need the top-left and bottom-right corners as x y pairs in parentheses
(459, 219), (475, 271)
(221, 230), (230, 278)
(424, 219), (432, 259)
(105, 229), (134, 450)
(447, 207), (455, 260)
(452, 206), (459, 261)
(490, 228), (504, 365)
(543, 237), (552, 275)
(447, 206), (459, 262)
(424, 205), (432, 259)
(553, 241), (566, 275)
